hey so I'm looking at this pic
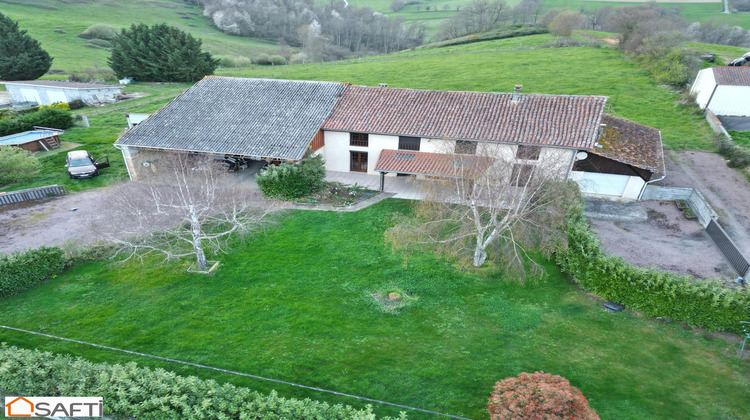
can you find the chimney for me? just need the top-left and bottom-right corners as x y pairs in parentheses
(378, 83), (388, 88)
(512, 84), (522, 103)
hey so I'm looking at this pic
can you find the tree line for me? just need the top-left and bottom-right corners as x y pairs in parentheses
(201, 0), (426, 61)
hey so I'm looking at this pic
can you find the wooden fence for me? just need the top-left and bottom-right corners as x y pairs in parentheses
(0, 185), (68, 206)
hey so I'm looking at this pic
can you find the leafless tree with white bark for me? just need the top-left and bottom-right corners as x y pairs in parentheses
(100, 153), (279, 271)
(385, 143), (580, 280)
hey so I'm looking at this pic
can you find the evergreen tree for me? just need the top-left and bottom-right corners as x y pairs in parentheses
(108, 24), (218, 83)
(0, 12), (52, 80)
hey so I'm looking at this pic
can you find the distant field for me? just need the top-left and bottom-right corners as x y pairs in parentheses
(218, 41), (714, 150)
(0, 0), (274, 73)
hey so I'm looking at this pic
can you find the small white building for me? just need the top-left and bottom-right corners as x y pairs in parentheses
(126, 113), (151, 129)
(1, 80), (123, 107)
(690, 66), (750, 117)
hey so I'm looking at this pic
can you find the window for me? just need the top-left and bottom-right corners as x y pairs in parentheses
(454, 140), (477, 155)
(350, 151), (368, 172)
(398, 136), (420, 151)
(511, 164), (534, 187)
(516, 145), (541, 160)
(350, 132), (369, 147)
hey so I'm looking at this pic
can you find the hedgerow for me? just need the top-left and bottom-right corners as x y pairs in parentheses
(718, 135), (750, 169)
(0, 108), (74, 136)
(0, 246), (66, 298)
(0, 344), (406, 420)
(556, 203), (750, 333)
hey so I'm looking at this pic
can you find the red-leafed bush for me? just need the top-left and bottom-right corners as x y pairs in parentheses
(487, 371), (599, 420)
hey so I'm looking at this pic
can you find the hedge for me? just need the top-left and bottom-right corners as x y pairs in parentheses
(718, 135), (750, 169)
(0, 344), (406, 420)
(556, 204), (750, 334)
(0, 107), (74, 137)
(0, 246), (66, 298)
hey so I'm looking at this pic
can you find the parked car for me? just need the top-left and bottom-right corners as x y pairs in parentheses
(66, 150), (109, 179)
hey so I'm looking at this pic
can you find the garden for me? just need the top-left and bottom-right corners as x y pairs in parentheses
(0, 200), (748, 419)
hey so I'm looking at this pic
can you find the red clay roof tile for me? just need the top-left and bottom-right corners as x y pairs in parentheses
(323, 85), (607, 149)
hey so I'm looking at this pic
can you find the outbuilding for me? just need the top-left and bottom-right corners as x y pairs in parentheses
(690, 66), (750, 117)
(0, 80), (123, 107)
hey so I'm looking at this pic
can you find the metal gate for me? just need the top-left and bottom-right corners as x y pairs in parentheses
(0, 185), (67, 206)
(706, 219), (750, 278)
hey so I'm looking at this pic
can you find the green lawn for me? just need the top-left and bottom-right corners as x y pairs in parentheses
(0, 0), (275, 73)
(0, 200), (747, 419)
(0, 83), (190, 193)
(219, 44), (715, 150)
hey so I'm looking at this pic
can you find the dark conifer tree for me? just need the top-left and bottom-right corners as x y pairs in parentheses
(0, 12), (53, 80)
(108, 23), (218, 83)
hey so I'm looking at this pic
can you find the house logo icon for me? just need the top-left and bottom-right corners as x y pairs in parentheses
(5, 396), (33, 417)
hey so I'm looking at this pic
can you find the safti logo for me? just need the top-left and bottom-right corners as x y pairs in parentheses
(4, 396), (103, 417)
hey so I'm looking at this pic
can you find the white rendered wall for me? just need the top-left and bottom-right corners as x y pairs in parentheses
(707, 85), (750, 116)
(690, 68), (717, 109)
(570, 171), (644, 199)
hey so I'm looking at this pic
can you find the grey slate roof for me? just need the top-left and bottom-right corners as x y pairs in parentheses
(115, 77), (346, 160)
(1, 80), (122, 89)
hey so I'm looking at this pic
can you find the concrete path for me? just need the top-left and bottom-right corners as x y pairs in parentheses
(325, 171), (425, 200)
(584, 200), (647, 222)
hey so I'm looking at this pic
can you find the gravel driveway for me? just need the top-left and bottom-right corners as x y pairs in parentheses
(0, 185), (118, 254)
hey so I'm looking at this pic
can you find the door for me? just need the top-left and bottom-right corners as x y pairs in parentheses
(94, 156), (110, 169)
(350, 151), (368, 172)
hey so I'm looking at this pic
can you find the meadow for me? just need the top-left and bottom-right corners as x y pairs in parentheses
(219, 41), (715, 150)
(0, 200), (747, 419)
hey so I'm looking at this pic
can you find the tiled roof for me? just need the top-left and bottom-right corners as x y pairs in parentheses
(1, 80), (122, 89)
(323, 86), (607, 149)
(713, 66), (750, 86)
(375, 149), (492, 177)
(115, 77), (346, 161)
(594, 114), (663, 174)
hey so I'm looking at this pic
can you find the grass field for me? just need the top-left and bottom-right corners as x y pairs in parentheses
(0, 0), (274, 73)
(219, 42), (715, 150)
(0, 83), (190, 193)
(0, 200), (747, 419)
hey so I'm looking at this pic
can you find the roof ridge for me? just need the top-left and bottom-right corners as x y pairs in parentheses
(347, 84), (609, 100)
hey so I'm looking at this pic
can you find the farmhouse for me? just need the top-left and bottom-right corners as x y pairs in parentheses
(690, 66), (750, 117)
(0, 80), (123, 107)
(115, 77), (664, 200)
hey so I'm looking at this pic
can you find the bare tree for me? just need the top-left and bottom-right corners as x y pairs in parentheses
(101, 153), (278, 270)
(385, 143), (579, 279)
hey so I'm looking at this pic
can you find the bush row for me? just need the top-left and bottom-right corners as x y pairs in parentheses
(0, 107), (74, 137)
(556, 205), (750, 334)
(0, 344), (405, 420)
(0, 246), (67, 298)
(418, 26), (549, 50)
(718, 135), (750, 169)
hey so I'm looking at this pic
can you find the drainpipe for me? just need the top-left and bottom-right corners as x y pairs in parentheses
(114, 144), (134, 181)
(637, 131), (666, 200)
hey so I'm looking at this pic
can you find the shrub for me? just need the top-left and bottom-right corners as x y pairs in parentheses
(0, 344), (406, 419)
(252, 52), (271, 65)
(718, 136), (750, 169)
(0, 246), (66, 298)
(0, 145), (40, 186)
(556, 202), (750, 333)
(268, 54), (287, 65)
(487, 372), (599, 420)
(257, 153), (326, 200)
(68, 99), (85, 110)
(84, 38), (113, 49)
(22, 107), (74, 130)
(0, 107), (73, 136)
(77, 23), (118, 40)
